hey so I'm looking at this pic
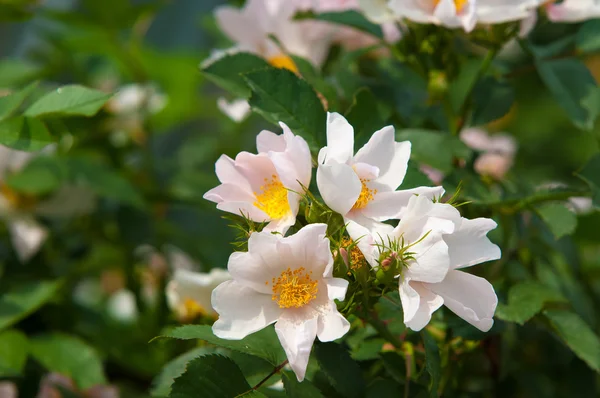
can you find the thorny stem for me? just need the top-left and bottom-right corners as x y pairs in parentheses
(250, 360), (289, 392)
(474, 190), (591, 213)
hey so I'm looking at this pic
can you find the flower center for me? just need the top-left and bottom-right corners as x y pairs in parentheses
(181, 298), (205, 319)
(341, 237), (365, 270)
(268, 54), (299, 74)
(352, 178), (377, 210)
(270, 267), (318, 309)
(0, 183), (37, 211)
(253, 174), (291, 219)
(434, 0), (468, 12)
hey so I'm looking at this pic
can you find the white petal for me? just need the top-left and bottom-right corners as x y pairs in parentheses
(230, 237), (284, 294)
(203, 183), (255, 204)
(9, 217), (47, 263)
(317, 162), (362, 216)
(214, 155), (251, 190)
(212, 280), (282, 339)
(377, 141), (411, 190)
(275, 312), (318, 382)
(217, 98), (251, 122)
(215, 201), (270, 221)
(399, 278), (420, 325)
(361, 186), (445, 221)
(358, 0), (396, 23)
(324, 112), (354, 164)
(354, 126), (396, 173)
(403, 281), (444, 332)
(269, 123), (312, 191)
(445, 217), (501, 269)
(214, 5), (264, 53)
(316, 300), (350, 342)
(278, 223), (332, 277)
(428, 270), (498, 332)
(257, 129), (286, 153)
(326, 278), (349, 301)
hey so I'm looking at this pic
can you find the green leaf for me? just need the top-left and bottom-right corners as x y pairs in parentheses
(396, 129), (471, 174)
(576, 154), (600, 209)
(282, 371), (323, 397)
(29, 333), (107, 389)
(449, 58), (485, 113)
(0, 59), (40, 87)
(577, 20), (600, 54)
(0, 281), (60, 331)
(0, 81), (38, 121)
(0, 329), (28, 376)
(24, 85), (111, 117)
(422, 330), (441, 398)
(298, 10), (383, 39)
(151, 347), (220, 397)
(169, 355), (265, 398)
(471, 78), (515, 126)
(5, 156), (66, 195)
(0, 116), (55, 151)
(495, 282), (567, 325)
(66, 157), (144, 207)
(380, 352), (407, 384)
(536, 58), (600, 130)
(161, 325), (286, 366)
(244, 67), (326, 148)
(543, 309), (600, 373)
(536, 203), (578, 240)
(345, 87), (390, 148)
(202, 52), (270, 98)
(314, 343), (366, 398)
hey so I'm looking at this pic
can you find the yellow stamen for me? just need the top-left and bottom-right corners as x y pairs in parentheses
(253, 174), (291, 219)
(434, 0), (468, 12)
(268, 54), (299, 74)
(341, 237), (365, 270)
(352, 178), (377, 210)
(181, 298), (205, 319)
(0, 183), (37, 211)
(270, 267), (318, 308)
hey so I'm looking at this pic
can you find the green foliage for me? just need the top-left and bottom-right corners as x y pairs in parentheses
(299, 10), (384, 39)
(24, 85), (111, 117)
(536, 203), (578, 240)
(282, 372), (323, 397)
(0, 116), (55, 151)
(422, 331), (441, 398)
(202, 52), (270, 98)
(314, 343), (366, 398)
(396, 129), (471, 173)
(576, 153), (600, 209)
(0, 281), (60, 331)
(29, 333), (107, 389)
(0, 329), (28, 376)
(496, 282), (567, 325)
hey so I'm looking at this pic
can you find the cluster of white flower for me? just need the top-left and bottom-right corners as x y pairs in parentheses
(203, 113), (501, 381)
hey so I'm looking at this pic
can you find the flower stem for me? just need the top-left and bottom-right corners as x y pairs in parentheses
(474, 190), (591, 213)
(252, 360), (289, 391)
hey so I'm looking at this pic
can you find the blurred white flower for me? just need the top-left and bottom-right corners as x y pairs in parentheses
(217, 97), (252, 122)
(105, 84), (166, 115)
(385, 0), (543, 32)
(204, 123), (312, 234)
(347, 194), (500, 331)
(460, 128), (517, 180)
(107, 289), (139, 322)
(317, 112), (443, 224)
(166, 268), (231, 320)
(546, 0), (600, 22)
(0, 145), (95, 262)
(0, 382), (17, 398)
(212, 224), (350, 381)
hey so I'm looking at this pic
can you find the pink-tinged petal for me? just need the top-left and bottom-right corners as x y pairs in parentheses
(234, 152), (279, 192)
(460, 128), (493, 151)
(264, 212), (296, 234)
(377, 141), (411, 190)
(317, 162), (362, 216)
(228, 251), (277, 294)
(324, 112), (354, 164)
(362, 186), (445, 221)
(215, 201), (269, 221)
(326, 278), (349, 301)
(278, 223), (332, 276)
(269, 124), (312, 191)
(214, 155), (251, 190)
(214, 6), (263, 52)
(257, 130), (286, 153)
(354, 126), (395, 176)
(275, 312), (318, 382)
(474, 153), (513, 180)
(445, 217), (501, 270)
(9, 217), (47, 263)
(316, 300), (350, 342)
(428, 270), (497, 332)
(212, 281), (281, 339)
(203, 183), (255, 204)
(404, 281), (444, 332)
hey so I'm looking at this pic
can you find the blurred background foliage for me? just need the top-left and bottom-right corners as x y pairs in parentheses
(0, 0), (600, 397)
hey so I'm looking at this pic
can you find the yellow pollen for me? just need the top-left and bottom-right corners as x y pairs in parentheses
(341, 237), (365, 270)
(270, 267), (318, 309)
(253, 174), (291, 219)
(268, 54), (299, 74)
(0, 183), (37, 211)
(352, 178), (377, 210)
(434, 0), (468, 12)
(181, 298), (205, 319)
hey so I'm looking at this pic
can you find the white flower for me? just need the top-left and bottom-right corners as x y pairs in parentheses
(460, 128), (517, 180)
(107, 289), (139, 322)
(106, 84), (166, 115)
(167, 268), (231, 320)
(217, 97), (252, 123)
(204, 123), (312, 234)
(316, 112), (443, 224)
(214, 0), (332, 68)
(0, 145), (94, 263)
(387, 0), (543, 32)
(546, 0), (600, 22)
(212, 224), (350, 381)
(347, 194), (500, 332)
